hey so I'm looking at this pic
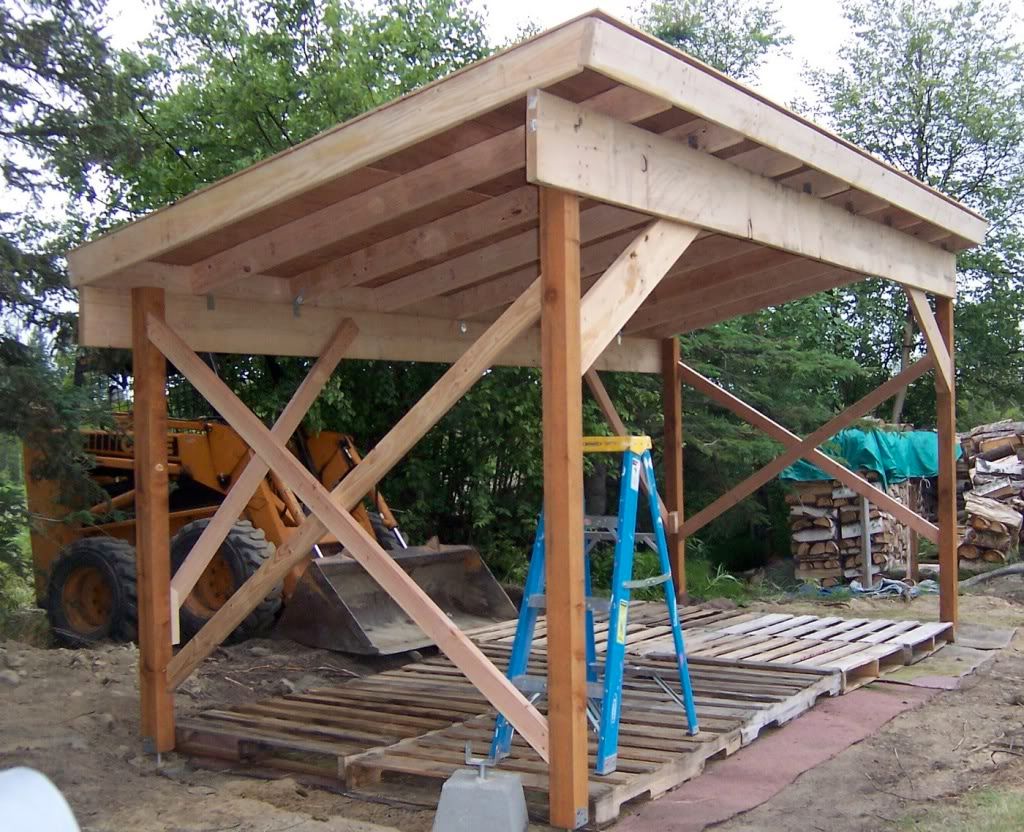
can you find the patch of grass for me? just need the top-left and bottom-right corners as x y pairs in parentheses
(483, 530), (768, 607)
(685, 554), (750, 603)
(897, 788), (1024, 831)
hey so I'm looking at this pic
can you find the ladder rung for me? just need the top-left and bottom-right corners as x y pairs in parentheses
(527, 595), (611, 614)
(511, 674), (605, 699)
(623, 573), (671, 590)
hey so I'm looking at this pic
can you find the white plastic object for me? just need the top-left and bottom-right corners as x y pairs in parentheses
(0, 767), (80, 832)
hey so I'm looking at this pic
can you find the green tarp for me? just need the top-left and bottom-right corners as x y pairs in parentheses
(780, 428), (961, 488)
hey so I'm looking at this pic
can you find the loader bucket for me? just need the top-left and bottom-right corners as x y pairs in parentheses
(275, 545), (517, 655)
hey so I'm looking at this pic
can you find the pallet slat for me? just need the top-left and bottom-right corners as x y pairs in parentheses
(178, 603), (948, 827)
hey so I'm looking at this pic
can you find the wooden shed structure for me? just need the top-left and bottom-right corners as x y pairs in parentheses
(69, 11), (985, 828)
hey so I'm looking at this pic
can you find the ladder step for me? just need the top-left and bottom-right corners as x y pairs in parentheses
(623, 573), (670, 590)
(527, 595), (611, 614)
(511, 674), (606, 699)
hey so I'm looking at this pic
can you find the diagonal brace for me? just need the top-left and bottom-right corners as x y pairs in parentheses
(170, 319), (358, 617)
(164, 280), (541, 693)
(905, 287), (954, 393)
(678, 359), (939, 543)
(580, 219), (699, 371)
(147, 314), (551, 760)
(584, 368), (669, 525)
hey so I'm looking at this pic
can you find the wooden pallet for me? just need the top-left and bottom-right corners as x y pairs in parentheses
(179, 644), (837, 827)
(626, 609), (953, 691)
(343, 648), (837, 827)
(177, 660), (494, 784)
(465, 603), (750, 650)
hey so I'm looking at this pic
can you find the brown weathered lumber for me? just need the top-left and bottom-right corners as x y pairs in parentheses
(539, 187), (589, 828)
(131, 287), (175, 752)
(935, 297), (958, 626)
(662, 337), (685, 594)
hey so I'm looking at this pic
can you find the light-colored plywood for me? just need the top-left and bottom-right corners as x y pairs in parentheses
(193, 128), (526, 293)
(906, 288), (954, 392)
(79, 286), (662, 373)
(293, 186), (539, 300)
(583, 18), (987, 245)
(527, 90), (958, 296)
(147, 315), (551, 761)
(374, 203), (649, 312)
(67, 19), (592, 286)
(433, 227), (647, 321)
(646, 268), (860, 337)
(131, 287), (175, 752)
(628, 256), (840, 336)
(293, 84), (675, 302)
(579, 220), (698, 371)
(540, 188), (589, 828)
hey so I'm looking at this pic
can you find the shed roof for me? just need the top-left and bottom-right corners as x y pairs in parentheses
(72, 10), (986, 370)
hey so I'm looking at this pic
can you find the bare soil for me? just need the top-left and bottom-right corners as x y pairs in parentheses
(2, 588), (1023, 831)
(714, 589), (1024, 831)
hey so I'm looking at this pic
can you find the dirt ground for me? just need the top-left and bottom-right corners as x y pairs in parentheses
(3, 585), (1024, 831)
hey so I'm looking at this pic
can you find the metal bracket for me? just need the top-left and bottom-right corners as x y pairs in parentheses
(464, 742), (505, 779)
(292, 294), (304, 318)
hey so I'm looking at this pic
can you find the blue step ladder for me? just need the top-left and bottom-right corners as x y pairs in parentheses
(490, 435), (699, 776)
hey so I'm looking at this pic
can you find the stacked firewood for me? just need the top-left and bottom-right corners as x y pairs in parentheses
(787, 478), (910, 587)
(958, 421), (1024, 564)
(958, 493), (1022, 565)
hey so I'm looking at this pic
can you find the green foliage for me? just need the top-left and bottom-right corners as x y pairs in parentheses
(897, 788), (1024, 832)
(2, 0), (1023, 617)
(93, 0), (490, 218)
(635, 0), (791, 80)
(807, 0), (1024, 427)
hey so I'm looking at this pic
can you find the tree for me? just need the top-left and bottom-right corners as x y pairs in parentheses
(90, 0), (490, 218)
(807, 0), (1024, 427)
(0, 0), (132, 588)
(635, 0), (791, 80)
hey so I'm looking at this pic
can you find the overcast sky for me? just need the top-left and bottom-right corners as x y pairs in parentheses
(103, 0), (859, 106)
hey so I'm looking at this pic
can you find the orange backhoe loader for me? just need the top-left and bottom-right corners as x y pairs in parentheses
(23, 415), (515, 653)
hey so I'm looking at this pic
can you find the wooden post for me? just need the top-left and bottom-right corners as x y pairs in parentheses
(661, 337), (685, 596)
(583, 369), (668, 524)
(541, 187), (588, 829)
(860, 496), (873, 588)
(935, 296), (958, 627)
(908, 481), (920, 582)
(131, 287), (174, 752)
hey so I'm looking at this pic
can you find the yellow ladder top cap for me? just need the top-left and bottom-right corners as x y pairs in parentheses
(582, 435), (652, 454)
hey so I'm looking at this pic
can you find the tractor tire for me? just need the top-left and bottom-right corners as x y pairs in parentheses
(368, 510), (396, 550)
(46, 537), (138, 646)
(171, 519), (282, 644)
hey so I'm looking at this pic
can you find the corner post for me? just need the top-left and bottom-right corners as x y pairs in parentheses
(661, 338), (685, 596)
(935, 296), (958, 627)
(131, 287), (175, 751)
(540, 187), (588, 829)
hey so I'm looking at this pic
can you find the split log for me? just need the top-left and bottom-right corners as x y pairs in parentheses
(964, 493), (1023, 536)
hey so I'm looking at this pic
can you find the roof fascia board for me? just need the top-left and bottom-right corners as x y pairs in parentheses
(583, 17), (988, 245)
(67, 18), (595, 287)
